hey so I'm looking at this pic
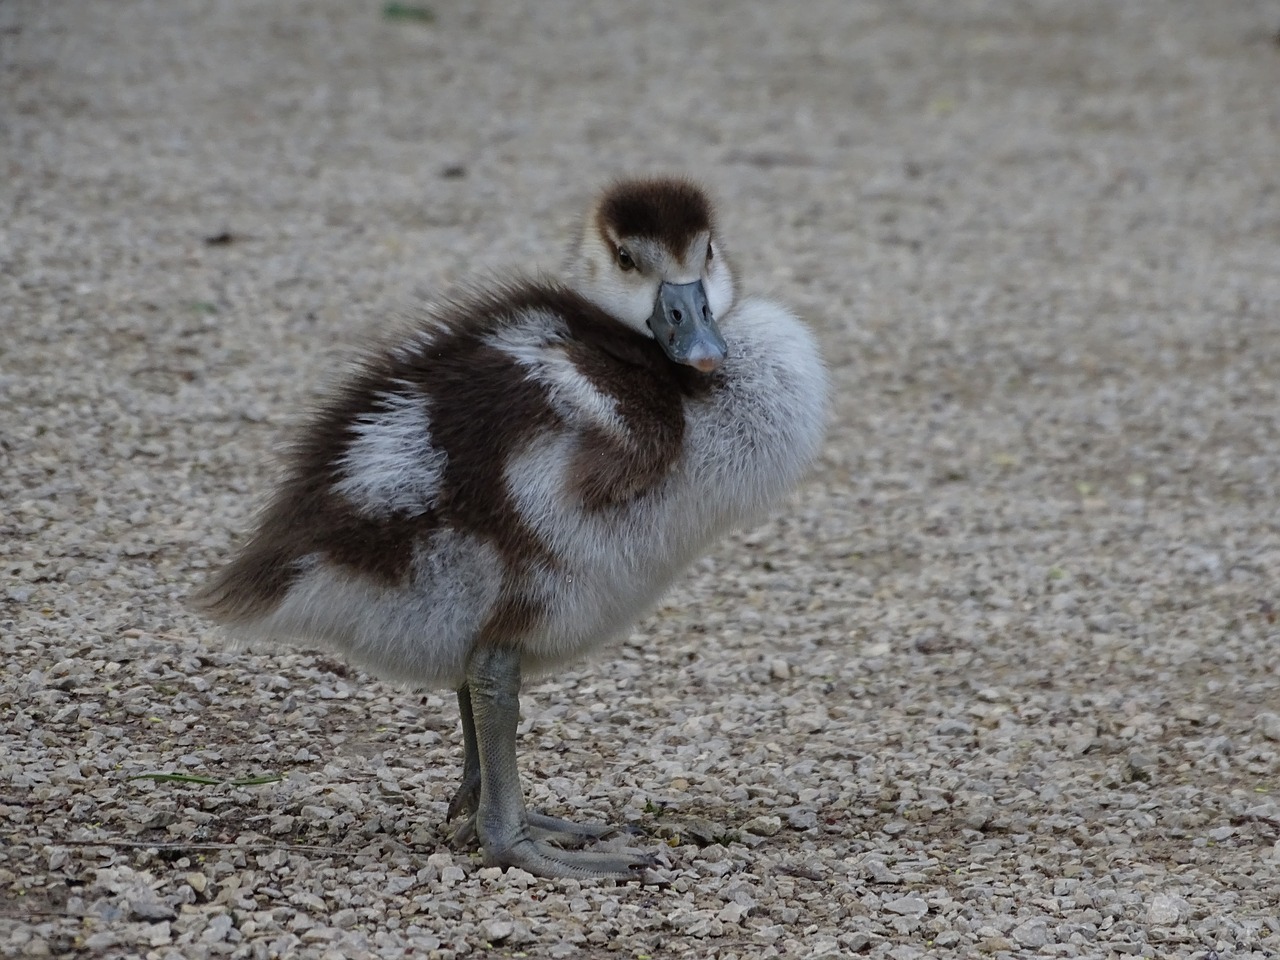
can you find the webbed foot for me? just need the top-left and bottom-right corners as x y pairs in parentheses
(450, 808), (639, 849)
(459, 647), (667, 882)
(485, 833), (661, 882)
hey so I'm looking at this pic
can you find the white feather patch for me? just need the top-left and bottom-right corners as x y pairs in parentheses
(333, 387), (447, 518)
(503, 430), (699, 672)
(682, 296), (829, 523)
(228, 532), (503, 689)
(486, 311), (627, 434)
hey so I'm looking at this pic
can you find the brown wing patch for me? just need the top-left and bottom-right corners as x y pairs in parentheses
(403, 332), (558, 571)
(560, 299), (713, 510)
(192, 364), (434, 624)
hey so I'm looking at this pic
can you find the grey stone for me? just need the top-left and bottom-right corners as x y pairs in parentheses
(1256, 712), (1280, 742)
(129, 898), (177, 922)
(1012, 919), (1048, 947)
(743, 815), (782, 837)
(884, 896), (928, 918)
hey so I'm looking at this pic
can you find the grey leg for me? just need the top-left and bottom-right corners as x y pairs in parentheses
(446, 685), (481, 822)
(448, 685), (617, 848)
(464, 644), (657, 880)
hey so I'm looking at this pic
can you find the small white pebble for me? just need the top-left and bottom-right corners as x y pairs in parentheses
(1147, 894), (1186, 925)
(743, 815), (782, 837)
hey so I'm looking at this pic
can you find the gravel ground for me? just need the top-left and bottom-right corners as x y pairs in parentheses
(4, 1), (1280, 957)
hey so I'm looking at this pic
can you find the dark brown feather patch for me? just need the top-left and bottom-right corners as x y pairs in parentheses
(595, 177), (715, 258)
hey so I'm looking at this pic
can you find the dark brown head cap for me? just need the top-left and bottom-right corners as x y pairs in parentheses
(595, 177), (715, 257)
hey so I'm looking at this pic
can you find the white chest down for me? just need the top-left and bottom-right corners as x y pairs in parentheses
(506, 296), (827, 675)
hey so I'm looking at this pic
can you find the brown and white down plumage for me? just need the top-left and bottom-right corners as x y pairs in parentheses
(194, 177), (828, 880)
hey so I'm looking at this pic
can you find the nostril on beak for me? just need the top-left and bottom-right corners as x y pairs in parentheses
(670, 309), (683, 324)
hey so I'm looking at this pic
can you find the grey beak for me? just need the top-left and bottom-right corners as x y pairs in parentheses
(647, 280), (727, 373)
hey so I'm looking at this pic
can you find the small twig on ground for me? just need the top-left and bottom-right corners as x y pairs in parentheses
(53, 838), (355, 856)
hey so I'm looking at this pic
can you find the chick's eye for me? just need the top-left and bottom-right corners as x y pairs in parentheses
(706, 243), (714, 263)
(617, 247), (636, 271)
